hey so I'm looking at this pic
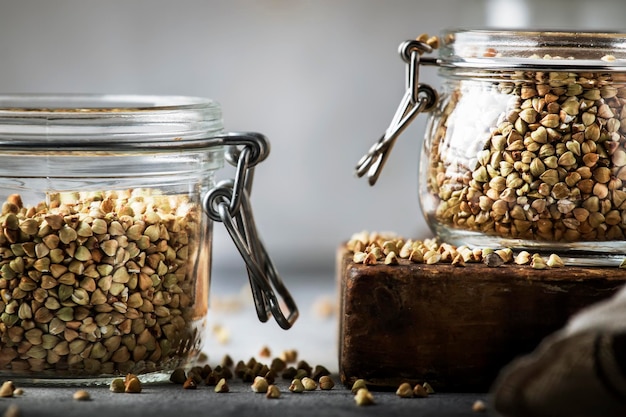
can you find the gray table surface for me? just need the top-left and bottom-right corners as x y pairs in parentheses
(0, 380), (496, 417)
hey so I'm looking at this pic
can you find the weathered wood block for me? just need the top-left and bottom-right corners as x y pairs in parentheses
(337, 247), (626, 392)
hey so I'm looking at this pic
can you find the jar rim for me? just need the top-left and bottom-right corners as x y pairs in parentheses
(0, 94), (224, 150)
(0, 93), (218, 113)
(439, 29), (626, 71)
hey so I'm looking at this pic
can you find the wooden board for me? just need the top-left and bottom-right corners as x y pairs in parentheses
(337, 246), (626, 392)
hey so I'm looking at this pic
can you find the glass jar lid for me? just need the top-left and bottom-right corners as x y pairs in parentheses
(439, 29), (626, 71)
(0, 94), (224, 150)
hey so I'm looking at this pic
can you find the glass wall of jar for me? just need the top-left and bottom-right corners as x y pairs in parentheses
(419, 30), (626, 261)
(0, 95), (223, 383)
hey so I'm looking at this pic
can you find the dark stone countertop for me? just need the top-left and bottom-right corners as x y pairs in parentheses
(0, 379), (495, 417)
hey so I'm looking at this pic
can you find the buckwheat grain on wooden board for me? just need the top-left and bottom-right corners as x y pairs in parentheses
(337, 235), (626, 391)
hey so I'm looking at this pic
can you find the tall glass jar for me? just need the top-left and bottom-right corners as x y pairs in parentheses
(0, 94), (297, 384)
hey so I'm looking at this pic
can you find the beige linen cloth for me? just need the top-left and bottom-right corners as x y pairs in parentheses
(493, 284), (626, 417)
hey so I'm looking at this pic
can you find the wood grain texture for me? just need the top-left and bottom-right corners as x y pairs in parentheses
(337, 247), (626, 392)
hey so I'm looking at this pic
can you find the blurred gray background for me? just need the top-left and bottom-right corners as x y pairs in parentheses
(1, 0), (626, 278)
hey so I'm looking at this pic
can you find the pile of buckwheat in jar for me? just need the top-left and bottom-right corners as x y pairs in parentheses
(0, 190), (203, 377)
(425, 32), (626, 244)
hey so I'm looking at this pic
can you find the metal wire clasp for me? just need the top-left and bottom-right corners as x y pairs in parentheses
(204, 132), (298, 330)
(355, 40), (439, 186)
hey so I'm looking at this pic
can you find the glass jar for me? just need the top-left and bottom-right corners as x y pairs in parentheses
(359, 30), (626, 264)
(0, 94), (297, 384)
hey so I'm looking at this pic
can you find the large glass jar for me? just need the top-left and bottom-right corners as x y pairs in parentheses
(421, 30), (626, 262)
(360, 30), (626, 264)
(0, 94), (297, 384)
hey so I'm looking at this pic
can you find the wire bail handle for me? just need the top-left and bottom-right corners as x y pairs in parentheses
(355, 40), (439, 186)
(204, 132), (298, 330)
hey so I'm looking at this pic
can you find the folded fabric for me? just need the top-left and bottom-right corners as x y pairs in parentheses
(493, 284), (626, 417)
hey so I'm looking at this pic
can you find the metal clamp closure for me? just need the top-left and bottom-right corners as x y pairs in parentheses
(356, 40), (439, 186)
(204, 132), (299, 330)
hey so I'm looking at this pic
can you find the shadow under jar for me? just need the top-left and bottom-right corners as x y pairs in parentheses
(0, 94), (297, 384)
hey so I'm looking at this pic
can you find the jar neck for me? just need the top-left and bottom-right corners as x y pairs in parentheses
(0, 94), (224, 151)
(439, 29), (626, 73)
